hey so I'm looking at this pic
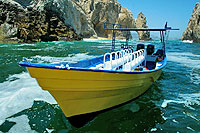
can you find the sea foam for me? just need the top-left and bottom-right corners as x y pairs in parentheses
(0, 72), (56, 123)
(161, 93), (200, 109)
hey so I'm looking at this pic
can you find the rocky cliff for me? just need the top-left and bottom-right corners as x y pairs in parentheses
(136, 12), (151, 40)
(73, 0), (151, 40)
(0, 0), (150, 43)
(0, 0), (82, 43)
(72, 0), (135, 39)
(181, 3), (200, 42)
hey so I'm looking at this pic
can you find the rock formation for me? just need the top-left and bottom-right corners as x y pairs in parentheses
(0, 0), (151, 43)
(73, 0), (150, 40)
(136, 12), (151, 40)
(181, 3), (200, 42)
(0, 0), (82, 43)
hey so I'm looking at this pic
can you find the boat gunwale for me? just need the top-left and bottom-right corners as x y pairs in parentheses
(19, 56), (167, 74)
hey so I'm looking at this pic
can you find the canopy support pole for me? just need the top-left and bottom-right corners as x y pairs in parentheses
(160, 31), (166, 55)
(125, 26), (129, 49)
(111, 24), (116, 52)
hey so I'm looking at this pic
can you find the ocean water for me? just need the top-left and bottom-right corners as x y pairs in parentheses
(0, 39), (199, 132)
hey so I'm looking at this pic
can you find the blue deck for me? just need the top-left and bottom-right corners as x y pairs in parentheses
(19, 55), (167, 74)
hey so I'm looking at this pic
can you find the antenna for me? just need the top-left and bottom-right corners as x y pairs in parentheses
(165, 22), (168, 29)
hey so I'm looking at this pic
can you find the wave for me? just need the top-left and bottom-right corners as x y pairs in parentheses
(30, 53), (97, 63)
(182, 40), (193, 43)
(0, 72), (56, 124)
(162, 93), (200, 110)
(167, 52), (200, 69)
(6, 115), (33, 132)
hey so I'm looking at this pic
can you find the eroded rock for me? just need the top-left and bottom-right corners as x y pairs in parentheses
(181, 3), (200, 42)
(136, 12), (151, 40)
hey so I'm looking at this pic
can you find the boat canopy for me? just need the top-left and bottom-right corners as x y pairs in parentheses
(104, 22), (179, 31)
(104, 22), (179, 53)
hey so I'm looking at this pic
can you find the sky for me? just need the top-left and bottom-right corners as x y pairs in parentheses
(118, 0), (198, 40)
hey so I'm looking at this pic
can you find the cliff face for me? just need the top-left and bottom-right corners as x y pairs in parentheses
(0, 0), (150, 43)
(73, 0), (150, 40)
(181, 3), (200, 42)
(73, 0), (134, 39)
(0, 0), (82, 43)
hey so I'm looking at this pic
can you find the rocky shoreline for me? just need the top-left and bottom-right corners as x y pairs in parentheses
(0, 0), (151, 43)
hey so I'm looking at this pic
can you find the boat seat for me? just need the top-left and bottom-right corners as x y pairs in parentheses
(102, 49), (145, 71)
(147, 44), (155, 55)
(136, 44), (145, 51)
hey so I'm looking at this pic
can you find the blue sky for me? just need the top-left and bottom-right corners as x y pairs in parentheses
(118, 0), (198, 39)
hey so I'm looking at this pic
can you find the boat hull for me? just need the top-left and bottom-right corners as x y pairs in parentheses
(27, 67), (162, 117)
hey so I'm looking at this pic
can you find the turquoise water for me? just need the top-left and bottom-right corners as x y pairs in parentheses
(0, 40), (199, 132)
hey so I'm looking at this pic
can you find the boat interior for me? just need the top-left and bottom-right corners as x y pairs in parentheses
(20, 22), (176, 73)
(20, 43), (166, 73)
(54, 43), (166, 72)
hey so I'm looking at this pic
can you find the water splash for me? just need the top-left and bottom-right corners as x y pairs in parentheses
(0, 72), (56, 122)
(161, 93), (200, 110)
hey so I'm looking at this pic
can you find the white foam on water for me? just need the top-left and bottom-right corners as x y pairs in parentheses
(150, 128), (157, 132)
(31, 53), (97, 63)
(167, 52), (200, 69)
(83, 39), (112, 44)
(182, 40), (193, 43)
(83, 38), (100, 41)
(180, 93), (200, 108)
(46, 128), (54, 133)
(187, 126), (195, 131)
(185, 111), (200, 122)
(0, 72), (56, 122)
(161, 114), (167, 120)
(172, 119), (179, 123)
(189, 68), (200, 85)
(7, 115), (37, 133)
(15, 48), (42, 51)
(0, 120), (3, 126)
(161, 100), (184, 108)
(161, 93), (200, 110)
(15, 43), (37, 47)
(167, 52), (200, 86)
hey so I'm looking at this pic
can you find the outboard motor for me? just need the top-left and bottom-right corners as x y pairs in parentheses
(147, 44), (155, 55)
(136, 44), (145, 51)
(154, 49), (164, 56)
(146, 44), (156, 70)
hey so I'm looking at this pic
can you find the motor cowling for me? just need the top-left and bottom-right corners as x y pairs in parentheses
(147, 44), (155, 55)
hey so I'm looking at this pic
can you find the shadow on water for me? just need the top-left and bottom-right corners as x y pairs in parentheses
(0, 82), (166, 132)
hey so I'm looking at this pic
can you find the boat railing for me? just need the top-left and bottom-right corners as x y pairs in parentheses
(103, 49), (145, 71)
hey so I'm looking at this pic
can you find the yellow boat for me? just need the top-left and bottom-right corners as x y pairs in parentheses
(19, 23), (178, 126)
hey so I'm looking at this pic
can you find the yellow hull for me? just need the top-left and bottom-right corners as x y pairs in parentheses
(27, 67), (162, 117)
